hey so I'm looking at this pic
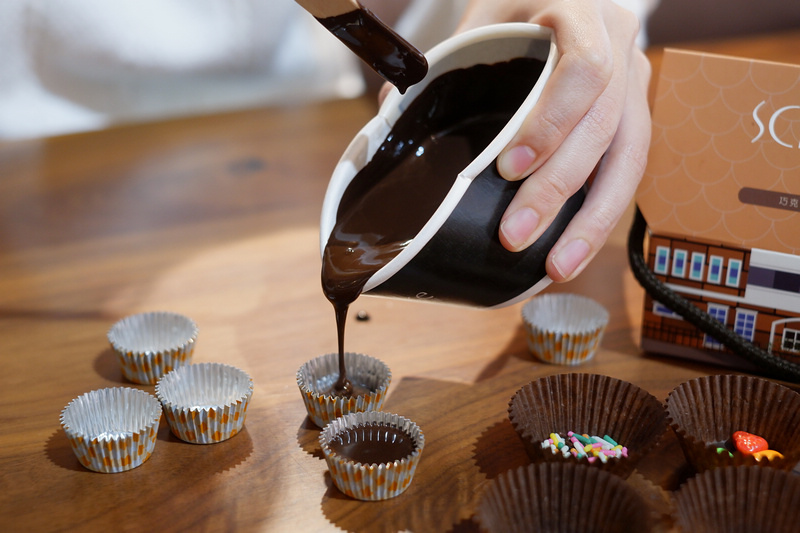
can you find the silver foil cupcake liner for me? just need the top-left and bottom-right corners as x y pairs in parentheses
(108, 311), (198, 384)
(296, 352), (391, 428)
(60, 387), (162, 473)
(155, 362), (253, 444)
(320, 411), (424, 501)
(522, 293), (609, 365)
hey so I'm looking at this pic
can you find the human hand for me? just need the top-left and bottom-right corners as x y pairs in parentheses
(455, 0), (652, 282)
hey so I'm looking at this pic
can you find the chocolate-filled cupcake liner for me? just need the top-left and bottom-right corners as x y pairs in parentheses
(60, 387), (162, 473)
(320, 411), (424, 501)
(155, 362), (253, 444)
(476, 462), (653, 533)
(666, 374), (800, 472)
(508, 373), (667, 478)
(108, 311), (198, 384)
(521, 293), (609, 365)
(673, 466), (800, 532)
(297, 352), (391, 428)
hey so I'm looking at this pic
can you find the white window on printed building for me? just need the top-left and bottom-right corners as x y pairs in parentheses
(726, 258), (743, 287)
(734, 309), (757, 342)
(783, 328), (800, 353)
(653, 301), (683, 319)
(672, 249), (688, 278)
(704, 303), (729, 349)
(708, 255), (724, 284)
(654, 246), (670, 275)
(690, 252), (705, 281)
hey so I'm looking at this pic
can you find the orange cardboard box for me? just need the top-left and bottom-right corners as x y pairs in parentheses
(636, 48), (800, 369)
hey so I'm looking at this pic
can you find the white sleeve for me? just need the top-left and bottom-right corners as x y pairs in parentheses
(0, 0), (364, 139)
(613, 0), (660, 47)
(394, 0), (471, 54)
(394, 0), (661, 52)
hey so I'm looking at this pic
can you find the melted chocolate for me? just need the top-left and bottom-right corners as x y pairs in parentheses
(329, 423), (416, 465)
(321, 57), (546, 392)
(320, 381), (371, 398)
(316, 7), (427, 94)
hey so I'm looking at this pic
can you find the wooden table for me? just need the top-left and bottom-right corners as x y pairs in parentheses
(3, 30), (799, 533)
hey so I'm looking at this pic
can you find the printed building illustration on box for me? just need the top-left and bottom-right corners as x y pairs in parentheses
(636, 49), (800, 370)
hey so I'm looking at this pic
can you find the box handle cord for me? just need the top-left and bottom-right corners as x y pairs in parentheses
(627, 206), (800, 383)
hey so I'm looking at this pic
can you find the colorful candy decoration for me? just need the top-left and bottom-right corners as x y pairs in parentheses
(540, 432), (627, 463)
(715, 431), (785, 461)
(753, 449), (784, 461)
(732, 431), (769, 455)
(715, 446), (733, 458)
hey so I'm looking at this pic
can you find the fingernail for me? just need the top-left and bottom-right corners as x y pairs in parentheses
(551, 239), (591, 279)
(497, 145), (536, 179)
(500, 207), (540, 249)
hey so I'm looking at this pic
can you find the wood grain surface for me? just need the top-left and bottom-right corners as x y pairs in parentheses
(3, 30), (800, 533)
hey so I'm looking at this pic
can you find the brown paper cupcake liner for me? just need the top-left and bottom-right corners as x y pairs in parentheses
(60, 387), (162, 473)
(320, 411), (424, 501)
(522, 293), (609, 365)
(476, 462), (653, 533)
(108, 311), (198, 385)
(673, 466), (800, 532)
(296, 352), (391, 428)
(666, 374), (800, 472)
(508, 373), (667, 478)
(155, 362), (253, 444)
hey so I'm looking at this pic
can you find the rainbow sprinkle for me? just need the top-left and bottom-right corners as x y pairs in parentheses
(540, 432), (628, 463)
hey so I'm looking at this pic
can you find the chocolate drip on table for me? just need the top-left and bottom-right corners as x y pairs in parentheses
(315, 7), (427, 94)
(321, 56), (546, 395)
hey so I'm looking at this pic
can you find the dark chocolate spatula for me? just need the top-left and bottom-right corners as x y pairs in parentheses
(295, 0), (428, 93)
